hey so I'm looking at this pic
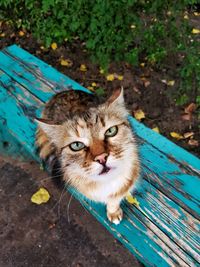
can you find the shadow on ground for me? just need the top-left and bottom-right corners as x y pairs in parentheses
(0, 157), (142, 267)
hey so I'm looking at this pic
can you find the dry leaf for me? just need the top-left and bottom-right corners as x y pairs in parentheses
(144, 80), (150, 87)
(126, 193), (140, 207)
(60, 59), (73, 67)
(183, 132), (194, 139)
(140, 63), (145, 67)
(92, 82), (97, 87)
(117, 75), (123, 81)
(48, 223), (56, 230)
(0, 33), (5, 37)
(184, 14), (189, 19)
(106, 74), (115, 81)
(51, 42), (57, 50)
(99, 68), (105, 74)
(152, 127), (160, 133)
(133, 86), (141, 94)
(188, 139), (199, 146)
(184, 103), (196, 114)
(31, 188), (50, 205)
(161, 79), (167, 84)
(192, 28), (200, 34)
(194, 12), (200, 16)
(130, 25), (136, 29)
(80, 64), (87, 72)
(170, 132), (183, 140)
(167, 80), (175, 86)
(181, 114), (192, 121)
(134, 109), (145, 121)
(87, 86), (94, 91)
(161, 79), (175, 86)
(19, 30), (25, 36)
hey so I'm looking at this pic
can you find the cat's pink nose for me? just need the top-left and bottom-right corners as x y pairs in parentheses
(94, 153), (108, 165)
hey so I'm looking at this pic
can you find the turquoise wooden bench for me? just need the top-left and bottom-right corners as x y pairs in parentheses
(0, 45), (199, 266)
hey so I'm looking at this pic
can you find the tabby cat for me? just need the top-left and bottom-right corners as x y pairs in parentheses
(36, 88), (140, 224)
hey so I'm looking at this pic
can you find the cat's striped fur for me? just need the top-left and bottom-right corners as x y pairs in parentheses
(36, 88), (140, 224)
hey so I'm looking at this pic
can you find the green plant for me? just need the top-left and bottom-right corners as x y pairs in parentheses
(0, 0), (199, 105)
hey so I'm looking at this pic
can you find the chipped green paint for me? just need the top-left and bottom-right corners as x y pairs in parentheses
(0, 45), (199, 267)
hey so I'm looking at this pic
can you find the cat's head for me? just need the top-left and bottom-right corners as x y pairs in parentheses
(37, 88), (138, 184)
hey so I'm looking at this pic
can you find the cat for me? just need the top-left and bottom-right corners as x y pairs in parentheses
(35, 88), (140, 224)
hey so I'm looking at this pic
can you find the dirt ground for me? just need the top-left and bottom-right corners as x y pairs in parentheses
(0, 23), (199, 157)
(0, 156), (142, 267)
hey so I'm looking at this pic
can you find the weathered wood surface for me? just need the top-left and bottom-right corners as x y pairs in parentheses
(0, 45), (199, 267)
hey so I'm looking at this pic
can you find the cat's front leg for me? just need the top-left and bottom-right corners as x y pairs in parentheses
(106, 198), (123, 225)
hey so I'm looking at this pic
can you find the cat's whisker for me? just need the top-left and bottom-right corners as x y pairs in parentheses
(67, 193), (74, 224)
(34, 172), (64, 186)
(49, 186), (67, 216)
(57, 186), (68, 219)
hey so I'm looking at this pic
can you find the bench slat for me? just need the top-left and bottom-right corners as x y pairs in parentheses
(0, 47), (199, 218)
(0, 45), (199, 267)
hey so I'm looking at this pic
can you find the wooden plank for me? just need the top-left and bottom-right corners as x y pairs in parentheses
(139, 140), (200, 219)
(0, 45), (89, 102)
(131, 179), (200, 263)
(0, 81), (188, 266)
(0, 45), (199, 267)
(0, 83), (37, 160)
(1, 45), (198, 219)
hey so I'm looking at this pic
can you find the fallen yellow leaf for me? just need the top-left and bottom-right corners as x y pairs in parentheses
(126, 193), (140, 207)
(130, 24), (136, 29)
(194, 12), (200, 16)
(0, 33), (5, 37)
(134, 109), (145, 121)
(87, 86), (94, 91)
(92, 82), (97, 87)
(19, 30), (25, 36)
(51, 42), (57, 50)
(106, 74), (115, 81)
(184, 14), (189, 19)
(80, 64), (87, 72)
(170, 132), (183, 140)
(140, 63), (145, 67)
(192, 28), (200, 34)
(60, 59), (73, 67)
(167, 80), (175, 86)
(117, 75), (123, 81)
(99, 68), (105, 74)
(152, 127), (160, 133)
(31, 188), (50, 205)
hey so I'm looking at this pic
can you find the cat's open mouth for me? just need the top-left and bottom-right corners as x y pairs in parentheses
(99, 164), (111, 175)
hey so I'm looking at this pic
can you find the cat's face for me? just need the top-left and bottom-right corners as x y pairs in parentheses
(37, 89), (138, 184)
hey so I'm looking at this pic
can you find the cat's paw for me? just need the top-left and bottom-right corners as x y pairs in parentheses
(107, 207), (123, 225)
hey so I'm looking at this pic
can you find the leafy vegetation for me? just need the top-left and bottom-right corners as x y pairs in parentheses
(0, 0), (199, 105)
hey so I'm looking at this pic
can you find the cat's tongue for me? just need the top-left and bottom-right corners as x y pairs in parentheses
(99, 165), (111, 175)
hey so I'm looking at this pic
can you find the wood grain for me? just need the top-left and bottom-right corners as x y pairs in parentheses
(0, 45), (199, 267)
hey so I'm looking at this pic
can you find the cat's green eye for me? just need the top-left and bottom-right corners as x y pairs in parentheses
(69, 142), (85, 151)
(105, 126), (118, 137)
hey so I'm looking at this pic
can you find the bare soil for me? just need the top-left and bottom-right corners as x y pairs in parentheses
(0, 156), (142, 267)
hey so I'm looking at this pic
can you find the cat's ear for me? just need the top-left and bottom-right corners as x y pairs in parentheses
(35, 118), (64, 146)
(107, 87), (124, 106)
